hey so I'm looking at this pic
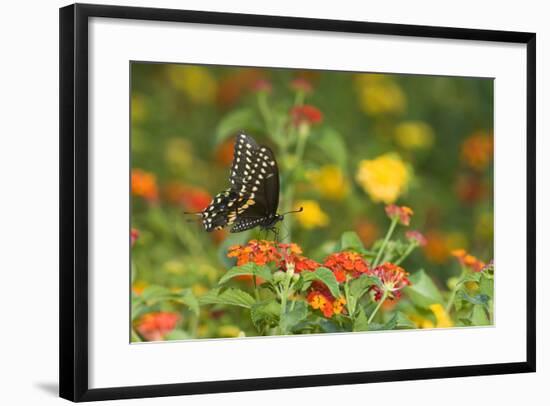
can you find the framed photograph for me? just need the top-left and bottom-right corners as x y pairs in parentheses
(59, 3), (536, 402)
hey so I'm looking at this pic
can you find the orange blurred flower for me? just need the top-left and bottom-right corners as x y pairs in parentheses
(385, 204), (414, 226)
(323, 251), (370, 283)
(370, 262), (411, 300)
(461, 131), (493, 171)
(131, 169), (158, 203)
(216, 68), (266, 108)
(290, 104), (323, 126)
(135, 312), (179, 341)
(214, 137), (237, 167)
(451, 249), (486, 272)
(355, 220), (379, 247)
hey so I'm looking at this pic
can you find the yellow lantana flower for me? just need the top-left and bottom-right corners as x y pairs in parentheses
(355, 153), (410, 204)
(355, 74), (406, 115)
(394, 121), (434, 150)
(294, 200), (329, 229)
(307, 165), (349, 201)
(166, 65), (217, 104)
(429, 304), (454, 328)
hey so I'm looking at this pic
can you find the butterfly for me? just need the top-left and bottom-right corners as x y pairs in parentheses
(188, 133), (301, 235)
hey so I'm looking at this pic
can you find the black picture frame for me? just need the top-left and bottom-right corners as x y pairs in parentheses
(59, 3), (536, 402)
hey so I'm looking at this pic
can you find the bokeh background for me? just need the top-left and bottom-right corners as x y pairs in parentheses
(131, 63), (493, 340)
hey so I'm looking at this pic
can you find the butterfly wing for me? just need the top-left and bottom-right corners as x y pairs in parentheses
(201, 189), (245, 232)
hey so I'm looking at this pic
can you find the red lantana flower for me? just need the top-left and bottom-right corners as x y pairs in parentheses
(290, 104), (323, 126)
(385, 204), (414, 226)
(251, 79), (273, 93)
(322, 251), (370, 283)
(370, 262), (411, 301)
(451, 249), (486, 273)
(135, 312), (179, 341)
(307, 284), (346, 318)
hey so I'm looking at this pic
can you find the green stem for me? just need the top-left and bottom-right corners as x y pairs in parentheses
(373, 218), (398, 267)
(394, 243), (416, 266)
(257, 92), (272, 130)
(445, 268), (466, 313)
(252, 274), (260, 301)
(368, 290), (388, 324)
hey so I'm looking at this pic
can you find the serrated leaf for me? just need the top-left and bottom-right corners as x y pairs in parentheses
(280, 301), (308, 333)
(218, 263), (273, 285)
(140, 285), (175, 305)
(350, 274), (381, 298)
(404, 269), (444, 309)
(250, 300), (280, 331)
(302, 267), (340, 298)
(353, 307), (370, 332)
(214, 108), (260, 144)
(199, 288), (255, 309)
(471, 304), (490, 326)
(175, 289), (200, 316)
(385, 312), (416, 330)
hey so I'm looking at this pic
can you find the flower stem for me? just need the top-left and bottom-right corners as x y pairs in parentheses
(373, 218), (398, 267)
(368, 290), (388, 324)
(394, 243), (416, 266)
(445, 268), (466, 313)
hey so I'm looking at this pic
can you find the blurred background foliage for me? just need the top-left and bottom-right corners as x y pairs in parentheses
(130, 63), (493, 340)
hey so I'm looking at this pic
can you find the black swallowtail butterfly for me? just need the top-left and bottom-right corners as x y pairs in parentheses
(190, 133), (301, 234)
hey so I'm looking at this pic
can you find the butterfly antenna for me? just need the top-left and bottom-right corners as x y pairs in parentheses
(280, 206), (304, 216)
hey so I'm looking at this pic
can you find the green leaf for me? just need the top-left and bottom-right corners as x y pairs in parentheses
(199, 288), (256, 309)
(218, 263), (273, 285)
(250, 300), (280, 331)
(404, 269), (444, 309)
(280, 301), (308, 333)
(140, 285), (175, 305)
(175, 289), (200, 316)
(385, 312), (416, 330)
(349, 274), (381, 298)
(164, 330), (191, 341)
(458, 291), (490, 306)
(479, 274), (494, 298)
(315, 127), (348, 168)
(353, 307), (370, 332)
(340, 231), (365, 251)
(302, 267), (340, 298)
(131, 328), (142, 342)
(214, 108), (260, 144)
(471, 305), (490, 326)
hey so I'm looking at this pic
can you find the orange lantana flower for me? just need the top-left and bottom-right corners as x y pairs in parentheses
(135, 312), (179, 341)
(451, 249), (486, 273)
(323, 251), (370, 283)
(385, 204), (414, 226)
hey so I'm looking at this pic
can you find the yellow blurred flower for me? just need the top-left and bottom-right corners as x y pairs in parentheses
(132, 280), (149, 296)
(166, 65), (217, 104)
(218, 325), (242, 338)
(409, 314), (435, 329)
(131, 93), (147, 124)
(356, 74), (406, 115)
(191, 283), (208, 297)
(394, 121), (434, 150)
(294, 200), (329, 229)
(163, 260), (185, 275)
(461, 131), (493, 171)
(429, 304), (454, 328)
(355, 153), (410, 204)
(307, 165), (349, 201)
(165, 138), (193, 174)
(475, 211), (494, 241)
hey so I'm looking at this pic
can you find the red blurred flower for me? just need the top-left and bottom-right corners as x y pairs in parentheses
(164, 182), (211, 212)
(451, 249), (486, 272)
(461, 131), (493, 171)
(290, 104), (323, 126)
(131, 228), (139, 246)
(135, 312), (179, 341)
(131, 169), (159, 203)
(323, 251), (370, 283)
(251, 79), (272, 93)
(290, 77), (313, 93)
(385, 204), (414, 226)
(405, 230), (427, 246)
(455, 174), (488, 204)
(370, 262), (411, 301)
